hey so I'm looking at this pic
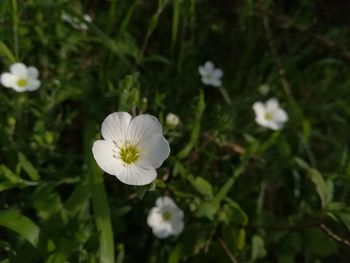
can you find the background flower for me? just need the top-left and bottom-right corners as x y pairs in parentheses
(253, 98), (288, 130)
(198, 61), (223, 87)
(147, 196), (184, 239)
(0, 62), (40, 92)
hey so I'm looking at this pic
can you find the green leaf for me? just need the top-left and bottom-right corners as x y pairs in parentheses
(195, 202), (218, 220)
(0, 41), (16, 63)
(193, 177), (213, 199)
(250, 235), (266, 262)
(168, 243), (183, 263)
(294, 157), (332, 208)
(18, 152), (40, 181)
(0, 210), (40, 248)
(85, 123), (115, 263)
(178, 90), (206, 159)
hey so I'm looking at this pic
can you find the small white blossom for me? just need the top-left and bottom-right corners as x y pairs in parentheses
(147, 196), (184, 239)
(92, 112), (170, 186)
(198, 61), (223, 87)
(166, 113), (180, 128)
(253, 98), (288, 130)
(0, 62), (40, 92)
(61, 12), (92, 31)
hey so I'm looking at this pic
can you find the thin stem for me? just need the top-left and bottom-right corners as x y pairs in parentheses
(11, 0), (19, 60)
(218, 86), (232, 104)
(319, 224), (350, 248)
(218, 238), (239, 263)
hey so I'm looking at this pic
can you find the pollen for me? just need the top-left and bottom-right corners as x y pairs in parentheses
(17, 78), (28, 87)
(119, 144), (139, 165)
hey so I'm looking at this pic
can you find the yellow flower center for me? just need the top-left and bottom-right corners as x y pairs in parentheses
(17, 78), (28, 87)
(162, 211), (172, 221)
(264, 112), (273, 121)
(119, 144), (139, 165)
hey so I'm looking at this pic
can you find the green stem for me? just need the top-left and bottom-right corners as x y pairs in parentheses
(218, 87), (232, 104)
(11, 0), (19, 60)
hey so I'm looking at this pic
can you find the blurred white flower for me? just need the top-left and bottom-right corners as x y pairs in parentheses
(147, 196), (184, 239)
(198, 61), (223, 87)
(258, 84), (270, 95)
(166, 113), (180, 128)
(92, 112), (170, 186)
(61, 12), (92, 31)
(253, 98), (288, 130)
(0, 62), (41, 92)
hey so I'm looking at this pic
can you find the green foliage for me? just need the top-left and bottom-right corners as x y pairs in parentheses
(1, 0), (350, 262)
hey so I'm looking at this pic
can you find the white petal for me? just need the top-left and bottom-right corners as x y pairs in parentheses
(137, 134), (170, 169)
(27, 67), (39, 79)
(170, 214), (184, 235)
(267, 121), (283, 131)
(156, 196), (176, 208)
(10, 63), (27, 77)
(252, 102), (265, 116)
(152, 224), (172, 239)
(204, 61), (214, 72)
(213, 69), (223, 78)
(210, 79), (222, 87)
(101, 112), (132, 142)
(255, 115), (269, 128)
(275, 108), (288, 122)
(198, 66), (206, 76)
(266, 98), (279, 111)
(147, 207), (162, 227)
(27, 79), (41, 91)
(117, 165), (156, 186)
(92, 140), (125, 175)
(0, 73), (16, 87)
(126, 114), (163, 144)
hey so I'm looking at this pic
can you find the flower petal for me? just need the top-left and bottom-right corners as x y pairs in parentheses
(0, 73), (16, 88)
(252, 102), (265, 116)
(126, 114), (163, 144)
(266, 98), (279, 111)
(137, 134), (170, 169)
(10, 63), (27, 77)
(27, 67), (39, 79)
(198, 66), (206, 76)
(101, 112), (132, 142)
(210, 79), (222, 87)
(275, 108), (288, 122)
(92, 140), (125, 175)
(170, 213), (184, 235)
(147, 207), (162, 227)
(152, 224), (171, 239)
(117, 165), (156, 186)
(156, 196), (177, 208)
(213, 68), (223, 78)
(204, 61), (214, 72)
(27, 79), (41, 91)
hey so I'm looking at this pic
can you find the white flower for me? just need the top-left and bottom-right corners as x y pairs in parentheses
(253, 98), (288, 130)
(0, 62), (40, 92)
(198, 61), (223, 87)
(166, 113), (180, 128)
(61, 12), (92, 31)
(92, 112), (170, 186)
(147, 196), (184, 239)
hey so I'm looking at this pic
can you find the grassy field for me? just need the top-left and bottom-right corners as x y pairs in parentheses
(1, 0), (350, 262)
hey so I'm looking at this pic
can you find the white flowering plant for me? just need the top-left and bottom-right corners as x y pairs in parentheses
(0, 1), (349, 263)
